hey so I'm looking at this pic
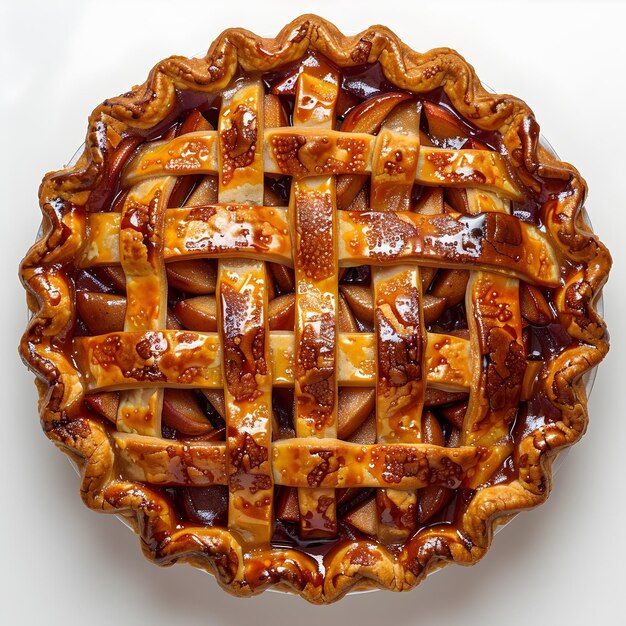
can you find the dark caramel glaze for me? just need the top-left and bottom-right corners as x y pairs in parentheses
(220, 104), (258, 186)
(220, 283), (266, 402)
(345, 210), (558, 286)
(295, 312), (336, 432)
(294, 186), (335, 282)
(376, 307), (422, 390)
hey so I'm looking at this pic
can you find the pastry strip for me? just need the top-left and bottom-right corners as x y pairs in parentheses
(370, 103), (424, 543)
(218, 259), (274, 544)
(112, 433), (507, 492)
(461, 190), (525, 487)
(216, 84), (274, 545)
(122, 127), (521, 200)
(75, 330), (470, 391)
(115, 176), (175, 436)
(290, 55), (340, 538)
(80, 209), (559, 286)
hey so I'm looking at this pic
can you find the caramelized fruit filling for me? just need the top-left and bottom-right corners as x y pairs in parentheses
(73, 54), (576, 554)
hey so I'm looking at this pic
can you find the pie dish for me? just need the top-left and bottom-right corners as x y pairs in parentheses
(19, 14), (611, 603)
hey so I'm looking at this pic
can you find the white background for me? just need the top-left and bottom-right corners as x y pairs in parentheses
(2, 0), (625, 623)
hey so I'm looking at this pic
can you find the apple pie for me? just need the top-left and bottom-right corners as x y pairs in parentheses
(19, 15), (611, 603)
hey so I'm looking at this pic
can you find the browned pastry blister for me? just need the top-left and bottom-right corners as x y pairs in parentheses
(20, 14), (610, 603)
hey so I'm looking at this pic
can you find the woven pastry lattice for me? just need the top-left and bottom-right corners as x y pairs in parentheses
(20, 15), (610, 603)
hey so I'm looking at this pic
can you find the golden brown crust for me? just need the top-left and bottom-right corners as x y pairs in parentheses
(20, 14), (611, 603)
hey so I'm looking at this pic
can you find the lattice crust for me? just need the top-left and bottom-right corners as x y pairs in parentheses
(20, 14), (611, 604)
